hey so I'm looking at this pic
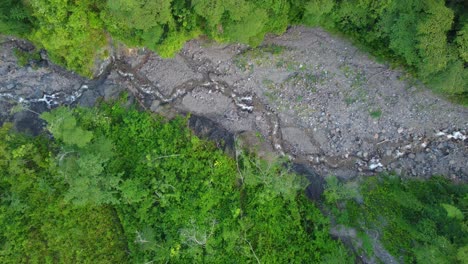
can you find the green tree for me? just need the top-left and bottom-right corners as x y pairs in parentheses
(103, 0), (172, 50)
(27, 0), (107, 76)
(0, 0), (32, 35)
(415, 1), (454, 78)
(455, 23), (468, 63)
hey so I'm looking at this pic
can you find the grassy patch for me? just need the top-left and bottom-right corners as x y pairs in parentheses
(13, 48), (41, 67)
(369, 109), (382, 119)
(234, 44), (287, 71)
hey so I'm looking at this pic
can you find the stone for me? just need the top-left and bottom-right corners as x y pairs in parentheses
(150, 100), (161, 112)
(385, 149), (393, 157)
(282, 127), (320, 154)
(408, 153), (416, 159)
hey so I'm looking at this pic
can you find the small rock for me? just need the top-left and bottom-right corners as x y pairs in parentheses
(408, 153), (416, 159)
(357, 151), (363, 157)
(363, 152), (369, 159)
(150, 100), (161, 111)
(369, 158), (383, 170)
(374, 133), (379, 139)
(6, 83), (15, 90)
(397, 127), (404, 134)
(385, 149), (393, 156)
(449, 160), (456, 165)
(395, 150), (404, 158)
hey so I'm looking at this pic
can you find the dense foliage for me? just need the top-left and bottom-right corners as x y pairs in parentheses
(0, 100), (349, 263)
(324, 175), (468, 263)
(1, 0), (466, 101)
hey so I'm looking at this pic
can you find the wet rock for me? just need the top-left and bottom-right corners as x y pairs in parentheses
(188, 115), (235, 156)
(291, 163), (324, 201)
(12, 107), (45, 136)
(78, 90), (98, 107)
(104, 84), (125, 100)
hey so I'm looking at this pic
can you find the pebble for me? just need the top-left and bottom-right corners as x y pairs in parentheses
(385, 149), (393, 156)
(398, 127), (404, 134)
(409, 153), (416, 159)
(150, 100), (161, 111)
(449, 160), (456, 165)
(6, 83), (15, 89)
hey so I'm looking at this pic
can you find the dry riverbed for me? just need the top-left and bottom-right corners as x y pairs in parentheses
(1, 26), (467, 181)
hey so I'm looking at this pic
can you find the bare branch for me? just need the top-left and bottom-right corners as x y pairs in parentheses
(245, 239), (261, 264)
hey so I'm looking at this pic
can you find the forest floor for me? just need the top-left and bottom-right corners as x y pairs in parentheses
(1, 26), (467, 181)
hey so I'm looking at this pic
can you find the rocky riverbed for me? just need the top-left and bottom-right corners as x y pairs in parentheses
(1, 26), (467, 181)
